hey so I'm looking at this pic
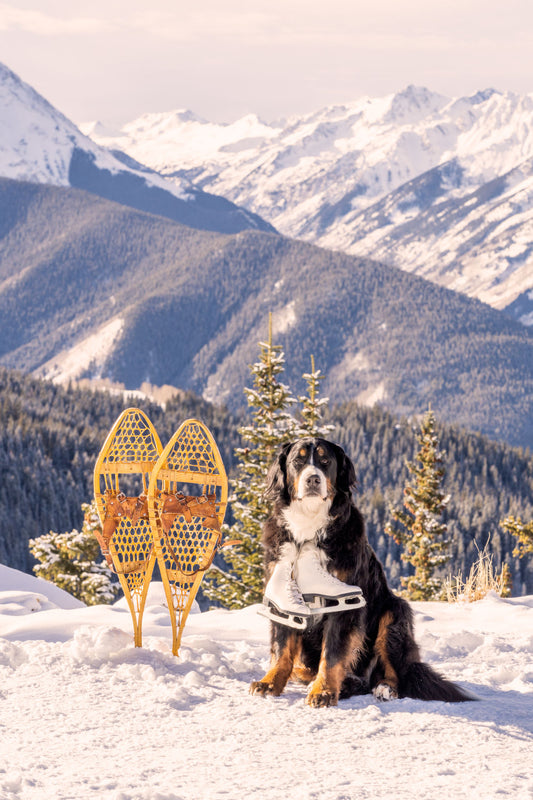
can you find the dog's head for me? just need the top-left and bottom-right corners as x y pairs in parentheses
(264, 438), (356, 507)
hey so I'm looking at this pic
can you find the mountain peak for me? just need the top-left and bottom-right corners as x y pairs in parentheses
(0, 60), (74, 127)
(173, 109), (206, 124)
(468, 88), (501, 105)
(385, 85), (450, 122)
(0, 60), (275, 236)
(78, 120), (125, 139)
(0, 60), (88, 185)
(0, 61), (16, 82)
(120, 108), (207, 135)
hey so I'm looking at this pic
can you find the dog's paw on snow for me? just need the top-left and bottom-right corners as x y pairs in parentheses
(372, 681), (398, 702)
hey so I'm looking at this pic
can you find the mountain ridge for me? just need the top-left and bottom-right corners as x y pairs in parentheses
(82, 84), (533, 322)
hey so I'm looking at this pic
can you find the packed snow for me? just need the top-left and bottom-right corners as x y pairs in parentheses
(1, 564), (532, 800)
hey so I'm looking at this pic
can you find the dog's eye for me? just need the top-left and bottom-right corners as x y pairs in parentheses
(316, 446), (329, 465)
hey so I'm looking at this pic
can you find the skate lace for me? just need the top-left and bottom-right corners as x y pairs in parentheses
(288, 578), (305, 603)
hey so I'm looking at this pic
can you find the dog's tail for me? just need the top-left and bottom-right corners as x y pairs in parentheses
(401, 662), (474, 703)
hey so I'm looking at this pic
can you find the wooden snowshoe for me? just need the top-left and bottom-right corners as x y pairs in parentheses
(148, 419), (229, 656)
(93, 408), (163, 646)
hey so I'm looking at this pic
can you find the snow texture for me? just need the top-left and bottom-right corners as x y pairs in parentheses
(1, 564), (532, 800)
(40, 317), (124, 384)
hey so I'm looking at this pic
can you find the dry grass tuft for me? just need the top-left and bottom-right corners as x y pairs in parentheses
(445, 541), (511, 602)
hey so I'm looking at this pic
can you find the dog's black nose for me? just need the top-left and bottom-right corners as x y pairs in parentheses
(306, 474), (321, 489)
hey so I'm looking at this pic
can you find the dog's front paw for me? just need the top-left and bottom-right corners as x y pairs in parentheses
(306, 688), (338, 708)
(249, 680), (275, 697)
(373, 681), (398, 702)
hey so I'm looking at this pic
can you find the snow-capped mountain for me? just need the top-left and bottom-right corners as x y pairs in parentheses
(82, 85), (533, 322)
(0, 62), (274, 235)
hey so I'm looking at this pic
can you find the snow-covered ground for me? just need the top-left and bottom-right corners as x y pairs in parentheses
(1, 564), (532, 800)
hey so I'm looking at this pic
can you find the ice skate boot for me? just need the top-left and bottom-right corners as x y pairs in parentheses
(294, 544), (366, 614)
(258, 559), (312, 630)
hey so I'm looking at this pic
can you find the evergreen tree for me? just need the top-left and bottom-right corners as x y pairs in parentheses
(501, 516), (533, 559)
(385, 408), (451, 600)
(203, 316), (297, 608)
(295, 355), (335, 438)
(499, 562), (513, 598)
(29, 501), (119, 605)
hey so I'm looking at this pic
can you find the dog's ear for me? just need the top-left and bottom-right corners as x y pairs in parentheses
(332, 443), (357, 495)
(263, 441), (293, 502)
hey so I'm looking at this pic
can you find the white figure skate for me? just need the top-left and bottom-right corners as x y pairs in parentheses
(258, 558), (312, 630)
(294, 544), (366, 614)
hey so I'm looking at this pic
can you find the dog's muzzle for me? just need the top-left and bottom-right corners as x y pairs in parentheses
(296, 465), (328, 501)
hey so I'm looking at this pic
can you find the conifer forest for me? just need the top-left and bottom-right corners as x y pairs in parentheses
(1, 365), (532, 597)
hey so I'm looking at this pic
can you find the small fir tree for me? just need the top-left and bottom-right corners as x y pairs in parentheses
(385, 408), (451, 600)
(501, 515), (533, 559)
(499, 562), (513, 598)
(29, 500), (119, 605)
(203, 315), (297, 608)
(295, 355), (335, 439)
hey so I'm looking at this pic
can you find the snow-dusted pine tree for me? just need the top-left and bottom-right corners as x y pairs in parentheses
(29, 500), (119, 605)
(385, 408), (451, 600)
(203, 315), (297, 608)
(294, 355), (335, 438)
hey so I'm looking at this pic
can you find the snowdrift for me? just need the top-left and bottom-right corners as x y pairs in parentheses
(1, 565), (532, 800)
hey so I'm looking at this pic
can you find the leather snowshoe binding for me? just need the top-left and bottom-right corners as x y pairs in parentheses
(159, 491), (221, 533)
(95, 490), (152, 575)
(157, 491), (224, 574)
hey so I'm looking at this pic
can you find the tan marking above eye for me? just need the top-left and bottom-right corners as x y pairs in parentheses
(299, 448), (307, 457)
(317, 446), (325, 457)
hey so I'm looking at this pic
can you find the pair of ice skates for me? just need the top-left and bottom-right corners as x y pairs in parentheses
(258, 545), (366, 630)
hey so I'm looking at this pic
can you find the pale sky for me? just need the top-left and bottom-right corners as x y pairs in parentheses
(1, 0), (533, 124)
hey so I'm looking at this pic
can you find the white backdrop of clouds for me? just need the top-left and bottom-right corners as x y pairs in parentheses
(1, 0), (532, 123)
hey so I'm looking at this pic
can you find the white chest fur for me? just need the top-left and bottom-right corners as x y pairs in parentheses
(281, 497), (332, 544)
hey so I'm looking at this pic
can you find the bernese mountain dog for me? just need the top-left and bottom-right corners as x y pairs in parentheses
(250, 437), (472, 707)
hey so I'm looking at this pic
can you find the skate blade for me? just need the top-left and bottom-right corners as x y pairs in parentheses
(303, 592), (366, 614)
(257, 601), (308, 630)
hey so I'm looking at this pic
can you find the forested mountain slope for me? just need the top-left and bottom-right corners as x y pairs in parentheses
(330, 402), (533, 595)
(1, 179), (532, 448)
